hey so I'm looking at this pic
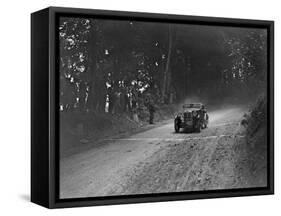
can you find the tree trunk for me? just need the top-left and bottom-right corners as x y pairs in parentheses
(162, 24), (173, 103)
(86, 19), (106, 113)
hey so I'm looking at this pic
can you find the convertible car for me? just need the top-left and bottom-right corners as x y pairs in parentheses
(174, 103), (209, 133)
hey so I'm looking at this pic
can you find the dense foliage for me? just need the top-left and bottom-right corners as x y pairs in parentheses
(59, 17), (267, 114)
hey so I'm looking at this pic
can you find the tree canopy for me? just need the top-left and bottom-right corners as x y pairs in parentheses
(59, 17), (267, 113)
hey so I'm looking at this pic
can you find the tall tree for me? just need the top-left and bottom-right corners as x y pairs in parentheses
(161, 24), (174, 103)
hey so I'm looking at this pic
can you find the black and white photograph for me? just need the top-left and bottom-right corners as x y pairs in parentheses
(59, 16), (269, 199)
(1, 0), (281, 213)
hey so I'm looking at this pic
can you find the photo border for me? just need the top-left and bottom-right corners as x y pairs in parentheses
(47, 7), (274, 208)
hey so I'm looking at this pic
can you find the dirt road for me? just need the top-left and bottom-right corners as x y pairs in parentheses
(60, 107), (265, 199)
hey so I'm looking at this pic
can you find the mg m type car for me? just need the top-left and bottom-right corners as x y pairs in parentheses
(174, 103), (209, 133)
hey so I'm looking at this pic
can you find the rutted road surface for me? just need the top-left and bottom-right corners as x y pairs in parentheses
(60, 107), (257, 199)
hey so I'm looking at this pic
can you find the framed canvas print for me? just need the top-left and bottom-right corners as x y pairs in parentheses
(31, 7), (274, 208)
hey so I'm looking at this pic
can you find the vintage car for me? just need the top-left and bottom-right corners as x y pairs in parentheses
(174, 103), (209, 133)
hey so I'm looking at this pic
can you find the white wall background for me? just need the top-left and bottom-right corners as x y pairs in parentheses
(0, 0), (279, 214)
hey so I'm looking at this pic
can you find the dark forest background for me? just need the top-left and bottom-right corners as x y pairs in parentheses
(59, 18), (267, 114)
(59, 18), (267, 154)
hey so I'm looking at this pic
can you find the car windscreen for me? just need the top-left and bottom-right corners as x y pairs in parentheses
(183, 104), (202, 109)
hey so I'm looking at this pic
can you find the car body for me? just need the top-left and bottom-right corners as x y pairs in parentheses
(174, 103), (209, 133)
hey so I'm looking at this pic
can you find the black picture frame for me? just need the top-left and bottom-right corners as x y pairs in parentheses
(31, 6), (274, 209)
